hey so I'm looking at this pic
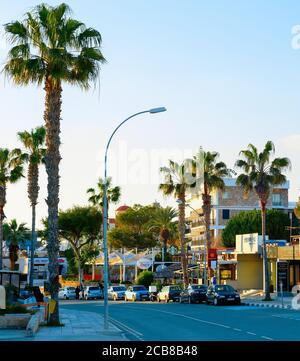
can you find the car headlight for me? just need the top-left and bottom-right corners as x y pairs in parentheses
(235, 294), (240, 298)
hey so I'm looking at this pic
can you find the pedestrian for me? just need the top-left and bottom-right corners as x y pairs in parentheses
(75, 286), (80, 300)
(80, 283), (84, 300)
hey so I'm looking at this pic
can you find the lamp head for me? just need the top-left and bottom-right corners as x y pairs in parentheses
(149, 107), (167, 114)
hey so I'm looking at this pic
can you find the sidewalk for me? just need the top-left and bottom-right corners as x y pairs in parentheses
(241, 291), (295, 310)
(0, 309), (128, 341)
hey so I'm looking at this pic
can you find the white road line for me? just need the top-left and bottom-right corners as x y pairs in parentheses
(108, 317), (144, 340)
(233, 328), (242, 332)
(261, 336), (274, 340)
(247, 332), (257, 336)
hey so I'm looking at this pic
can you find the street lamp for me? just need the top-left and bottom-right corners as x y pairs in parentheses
(176, 199), (207, 285)
(102, 107), (167, 330)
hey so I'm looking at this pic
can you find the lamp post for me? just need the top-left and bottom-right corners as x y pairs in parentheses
(102, 107), (166, 330)
(176, 200), (207, 285)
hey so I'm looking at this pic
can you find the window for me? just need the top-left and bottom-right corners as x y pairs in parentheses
(222, 209), (230, 220)
(272, 193), (282, 206)
(222, 192), (229, 200)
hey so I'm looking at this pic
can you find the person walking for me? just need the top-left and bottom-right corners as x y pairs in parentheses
(75, 286), (80, 300)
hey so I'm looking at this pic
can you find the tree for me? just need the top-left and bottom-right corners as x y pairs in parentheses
(18, 126), (46, 286)
(136, 271), (153, 288)
(236, 141), (290, 301)
(194, 149), (233, 282)
(222, 209), (293, 247)
(148, 206), (178, 259)
(3, 219), (29, 270)
(44, 206), (102, 284)
(108, 205), (157, 249)
(0, 148), (24, 270)
(4, 3), (106, 324)
(159, 159), (195, 287)
(294, 197), (300, 220)
(87, 177), (121, 212)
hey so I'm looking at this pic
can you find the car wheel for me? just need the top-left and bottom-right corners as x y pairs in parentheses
(235, 299), (241, 305)
(64, 295), (68, 300)
(213, 297), (219, 306)
(125, 296), (128, 302)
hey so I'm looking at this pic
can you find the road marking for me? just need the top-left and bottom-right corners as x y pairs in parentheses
(233, 328), (242, 331)
(108, 316), (144, 340)
(261, 336), (273, 340)
(246, 332), (257, 336)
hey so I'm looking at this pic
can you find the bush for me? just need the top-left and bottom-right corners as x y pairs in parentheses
(0, 303), (31, 315)
(136, 271), (154, 288)
(151, 280), (162, 292)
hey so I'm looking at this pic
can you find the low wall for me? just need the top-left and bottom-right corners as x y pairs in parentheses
(0, 314), (31, 329)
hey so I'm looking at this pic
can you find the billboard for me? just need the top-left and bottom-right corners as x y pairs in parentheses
(236, 233), (268, 254)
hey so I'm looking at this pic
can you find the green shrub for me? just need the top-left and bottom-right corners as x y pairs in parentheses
(0, 303), (31, 315)
(136, 271), (153, 288)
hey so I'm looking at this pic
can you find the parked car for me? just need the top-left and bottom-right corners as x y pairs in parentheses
(125, 285), (150, 301)
(108, 285), (127, 301)
(206, 284), (241, 305)
(80, 286), (103, 300)
(180, 284), (208, 304)
(58, 287), (76, 300)
(157, 285), (182, 302)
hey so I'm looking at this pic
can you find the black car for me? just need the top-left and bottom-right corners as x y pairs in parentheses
(180, 284), (208, 304)
(206, 284), (241, 306)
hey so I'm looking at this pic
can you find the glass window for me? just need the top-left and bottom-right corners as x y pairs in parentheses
(222, 209), (230, 220)
(222, 192), (229, 200)
(272, 193), (281, 206)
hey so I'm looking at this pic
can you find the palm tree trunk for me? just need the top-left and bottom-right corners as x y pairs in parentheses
(202, 192), (211, 285)
(29, 204), (36, 287)
(44, 77), (62, 325)
(0, 186), (6, 270)
(261, 200), (271, 301)
(178, 193), (188, 288)
(28, 163), (39, 288)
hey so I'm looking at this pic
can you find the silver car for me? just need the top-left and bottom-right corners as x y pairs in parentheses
(80, 286), (103, 300)
(58, 287), (76, 300)
(108, 285), (127, 301)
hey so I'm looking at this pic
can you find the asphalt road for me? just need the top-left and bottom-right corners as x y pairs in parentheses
(60, 299), (300, 341)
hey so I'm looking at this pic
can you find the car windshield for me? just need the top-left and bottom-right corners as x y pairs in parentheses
(113, 287), (126, 291)
(191, 285), (207, 290)
(67, 287), (75, 291)
(89, 287), (100, 291)
(215, 285), (235, 292)
(133, 286), (146, 291)
(169, 286), (181, 291)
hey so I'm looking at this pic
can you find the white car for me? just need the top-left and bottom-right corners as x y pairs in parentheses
(108, 285), (127, 301)
(58, 287), (76, 300)
(80, 286), (103, 300)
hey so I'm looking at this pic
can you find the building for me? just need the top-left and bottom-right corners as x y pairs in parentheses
(186, 178), (290, 251)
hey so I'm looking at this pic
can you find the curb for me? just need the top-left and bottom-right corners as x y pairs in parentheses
(243, 301), (292, 310)
(25, 310), (44, 337)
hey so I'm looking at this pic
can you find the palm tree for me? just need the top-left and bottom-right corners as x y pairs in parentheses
(148, 206), (178, 259)
(235, 141), (290, 301)
(87, 177), (121, 213)
(18, 126), (46, 287)
(159, 159), (195, 287)
(4, 3), (105, 324)
(194, 149), (233, 284)
(3, 219), (29, 270)
(0, 148), (24, 270)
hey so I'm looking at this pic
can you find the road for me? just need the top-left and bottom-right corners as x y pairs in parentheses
(60, 299), (300, 341)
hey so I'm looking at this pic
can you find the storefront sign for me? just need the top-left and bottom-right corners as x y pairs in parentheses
(136, 258), (152, 270)
(277, 261), (289, 292)
(236, 233), (267, 254)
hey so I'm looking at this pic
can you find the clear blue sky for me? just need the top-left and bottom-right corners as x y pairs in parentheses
(1, 0), (300, 226)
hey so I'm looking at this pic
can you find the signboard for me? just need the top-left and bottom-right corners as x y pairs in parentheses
(277, 261), (289, 292)
(136, 258), (152, 270)
(156, 264), (167, 272)
(208, 248), (217, 260)
(236, 233), (268, 254)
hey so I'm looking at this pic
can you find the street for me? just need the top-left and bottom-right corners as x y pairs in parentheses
(60, 300), (300, 341)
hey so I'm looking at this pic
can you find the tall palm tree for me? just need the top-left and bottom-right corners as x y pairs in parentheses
(4, 3), (105, 324)
(0, 148), (24, 270)
(159, 159), (195, 287)
(3, 219), (29, 270)
(87, 177), (121, 213)
(148, 206), (178, 259)
(18, 126), (46, 287)
(194, 149), (233, 284)
(236, 141), (290, 301)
